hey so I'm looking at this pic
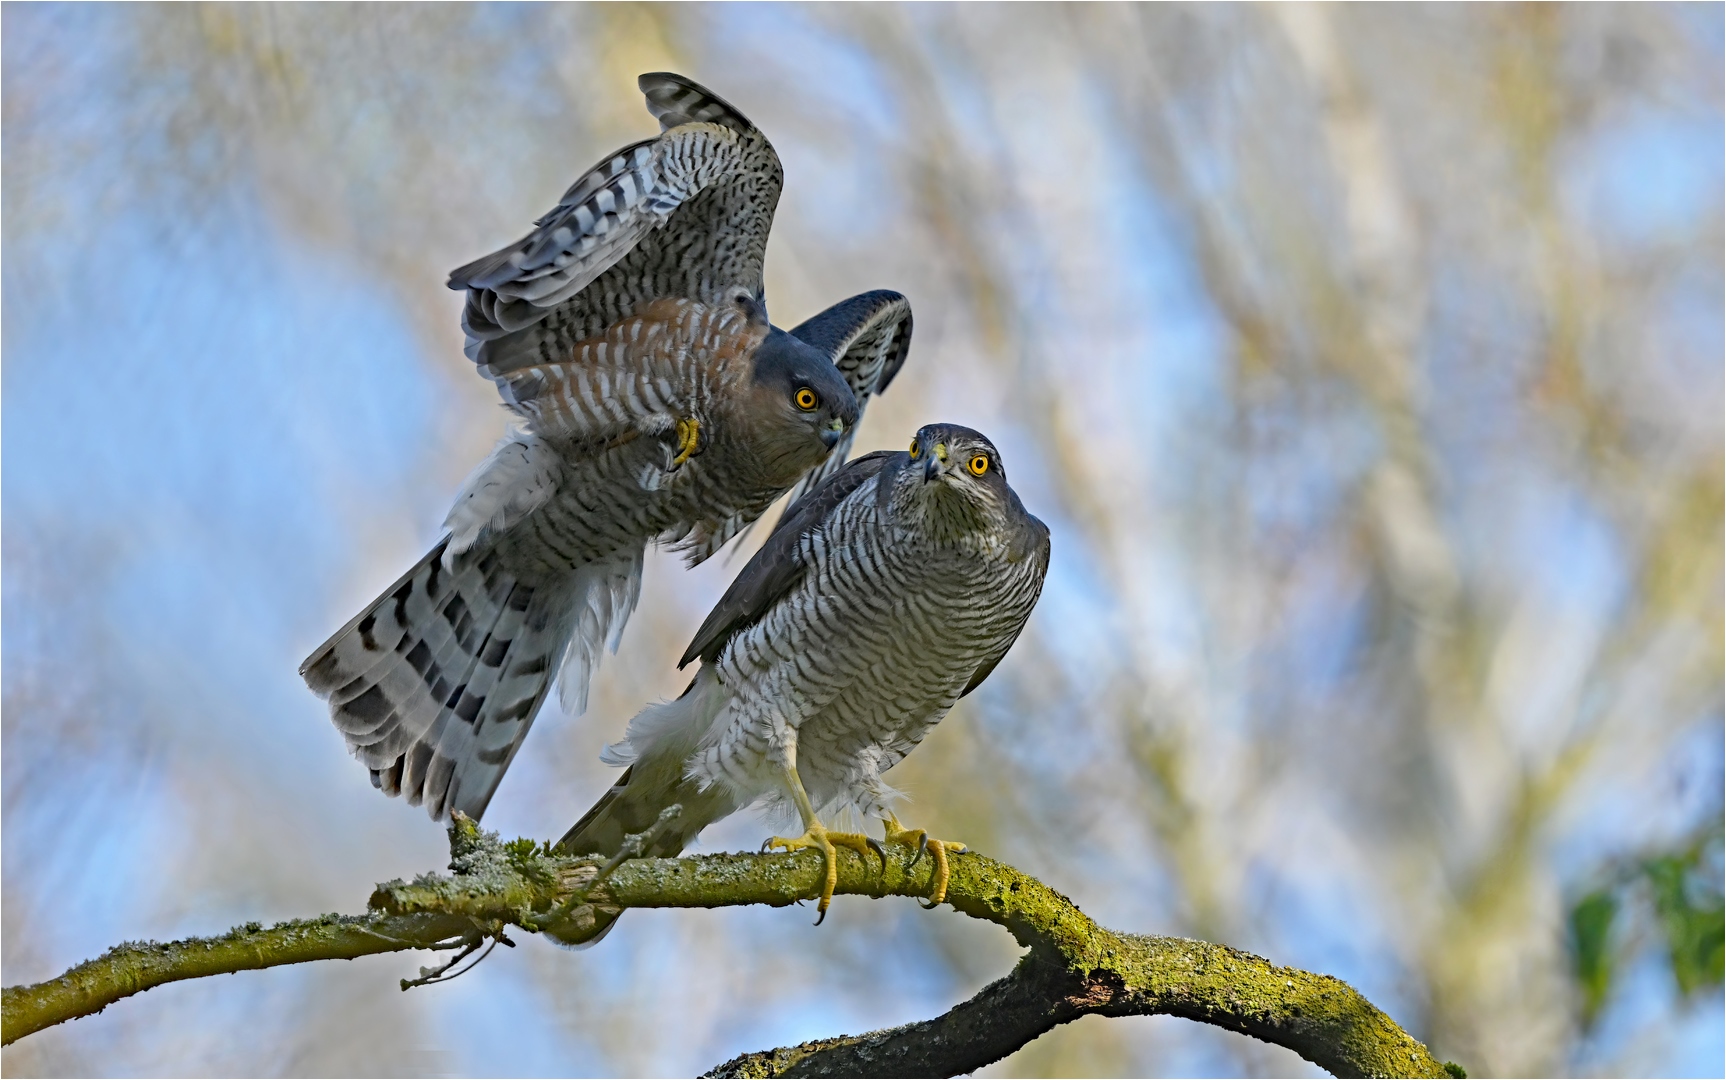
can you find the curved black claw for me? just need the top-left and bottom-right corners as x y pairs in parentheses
(907, 835), (928, 872)
(866, 837), (888, 873)
(760, 838), (773, 854)
(918, 896), (940, 910)
(814, 906), (828, 926)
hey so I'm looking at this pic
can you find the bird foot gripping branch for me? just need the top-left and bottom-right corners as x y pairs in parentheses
(1, 809), (1464, 1078)
(761, 824), (885, 923)
(759, 814), (969, 921)
(881, 813), (967, 908)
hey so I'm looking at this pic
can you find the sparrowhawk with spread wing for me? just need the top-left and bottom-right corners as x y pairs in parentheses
(301, 74), (914, 822)
(558, 424), (1049, 922)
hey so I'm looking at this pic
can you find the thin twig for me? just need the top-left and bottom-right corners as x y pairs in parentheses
(355, 927), (469, 950)
(400, 935), (484, 990)
(400, 935), (508, 991)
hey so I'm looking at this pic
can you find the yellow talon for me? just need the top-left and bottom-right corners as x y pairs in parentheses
(671, 417), (701, 467)
(763, 822), (880, 923)
(882, 813), (966, 908)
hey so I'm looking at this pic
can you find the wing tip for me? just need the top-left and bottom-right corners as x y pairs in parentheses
(876, 301), (914, 394)
(637, 71), (753, 133)
(447, 249), (512, 292)
(788, 288), (915, 395)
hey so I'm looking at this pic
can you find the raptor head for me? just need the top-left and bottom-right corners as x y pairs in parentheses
(895, 423), (1019, 543)
(746, 325), (859, 471)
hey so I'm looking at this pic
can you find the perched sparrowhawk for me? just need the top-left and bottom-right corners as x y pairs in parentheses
(300, 74), (914, 822)
(558, 424), (1049, 919)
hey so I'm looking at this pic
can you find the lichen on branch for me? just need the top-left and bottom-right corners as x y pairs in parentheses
(2, 814), (1463, 1079)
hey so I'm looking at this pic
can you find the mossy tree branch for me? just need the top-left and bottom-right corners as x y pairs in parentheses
(2, 816), (1461, 1078)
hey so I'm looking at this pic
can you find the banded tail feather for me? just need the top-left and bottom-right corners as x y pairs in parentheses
(553, 765), (728, 862)
(303, 540), (643, 821)
(545, 667), (735, 948)
(557, 666), (737, 857)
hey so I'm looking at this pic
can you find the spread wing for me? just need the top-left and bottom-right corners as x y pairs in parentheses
(488, 297), (763, 445)
(449, 72), (783, 388)
(782, 291), (914, 502)
(679, 451), (901, 668)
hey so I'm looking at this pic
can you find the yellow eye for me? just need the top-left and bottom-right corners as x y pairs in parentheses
(967, 454), (989, 476)
(908, 439), (919, 459)
(795, 387), (818, 411)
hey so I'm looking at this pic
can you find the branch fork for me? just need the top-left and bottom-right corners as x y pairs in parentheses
(2, 815), (1463, 1079)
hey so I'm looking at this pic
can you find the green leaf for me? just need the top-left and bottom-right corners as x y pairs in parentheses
(1568, 889), (1618, 1025)
(1643, 848), (1725, 998)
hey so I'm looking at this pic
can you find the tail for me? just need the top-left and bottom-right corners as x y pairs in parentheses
(556, 666), (736, 856)
(301, 541), (642, 821)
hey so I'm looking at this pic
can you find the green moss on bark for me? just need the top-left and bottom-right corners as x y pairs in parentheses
(3, 818), (1459, 1078)
(0, 912), (471, 1046)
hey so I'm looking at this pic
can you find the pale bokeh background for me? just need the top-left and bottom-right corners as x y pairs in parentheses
(4, 5), (1721, 1077)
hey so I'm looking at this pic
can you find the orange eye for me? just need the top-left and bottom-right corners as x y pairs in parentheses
(908, 439), (920, 458)
(967, 454), (989, 476)
(795, 387), (818, 410)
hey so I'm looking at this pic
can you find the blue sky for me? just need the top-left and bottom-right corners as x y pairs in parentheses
(3, 5), (1720, 1077)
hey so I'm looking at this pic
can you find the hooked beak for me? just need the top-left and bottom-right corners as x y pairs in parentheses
(821, 417), (845, 450)
(922, 441), (947, 483)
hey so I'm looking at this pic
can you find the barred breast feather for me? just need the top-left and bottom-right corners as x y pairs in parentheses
(561, 428), (1049, 857)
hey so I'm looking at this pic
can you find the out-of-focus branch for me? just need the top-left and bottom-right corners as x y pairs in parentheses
(2, 815), (1459, 1079)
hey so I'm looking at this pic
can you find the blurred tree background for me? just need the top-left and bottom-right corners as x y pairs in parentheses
(3, 4), (1720, 1076)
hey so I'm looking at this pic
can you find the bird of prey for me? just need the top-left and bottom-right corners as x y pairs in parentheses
(301, 73), (914, 823)
(558, 424), (1049, 919)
